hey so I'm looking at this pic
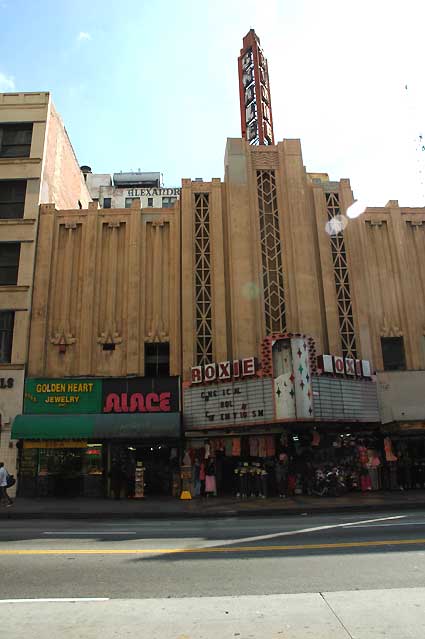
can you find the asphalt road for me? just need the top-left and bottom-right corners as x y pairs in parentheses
(1, 510), (425, 598)
(2, 510), (425, 637)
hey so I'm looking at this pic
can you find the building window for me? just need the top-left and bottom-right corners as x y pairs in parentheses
(145, 342), (170, 377)
(381, 337), (406, 371)
(125, 197), (133, 208)
(325, 191), (357, 359)
(0, 180), (27, 219)
(194, 192), (213, 366)
(162, 197), (177, 208)
(0, 243), (20, 285)
(257, 170), (286, 334)
(103, 198), (111, 209)
(0, 123), (32, 158)
(147, 197), (153, 207)
(0, 311), (14, 363)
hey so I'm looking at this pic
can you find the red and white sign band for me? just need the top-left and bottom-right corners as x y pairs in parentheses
(318, 354), (372, 378)
(191, 357), (257, 384)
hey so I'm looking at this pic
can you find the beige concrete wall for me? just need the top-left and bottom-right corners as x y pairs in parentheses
(347, 203), (425, 371)
(222, 138), (339, 368)
(377, 371), (425, 423)
(41, 103), (91, 209)
(223, 139), (263, 360)
(181, 179), (228, 381)
(28, 202), (180, 378)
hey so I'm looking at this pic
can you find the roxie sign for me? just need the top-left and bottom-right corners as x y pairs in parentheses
(317, 355), (372, 378)
(191, 357), (257, 384)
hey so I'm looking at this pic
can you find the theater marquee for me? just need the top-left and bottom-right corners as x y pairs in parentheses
(183, 377), (274, 429)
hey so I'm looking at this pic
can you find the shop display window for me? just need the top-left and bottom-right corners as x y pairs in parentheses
(38, 448), (83, 476)
(84, 445), (104, 475)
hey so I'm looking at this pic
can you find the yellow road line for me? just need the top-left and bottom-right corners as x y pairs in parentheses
(1, 538), (425, 555)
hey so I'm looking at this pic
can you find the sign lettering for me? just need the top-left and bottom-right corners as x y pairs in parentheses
(127, 188), (180, 197)
(0, 377), (14, 389)
(334, 357), (345, 374)
(24, 378), (102, 414)
(217, 361), (231, 380)
(190, 357), (257, 385)
(183, 378), (274, 429)
(24, 377), (180, 414)
(102, 377), (179, 413)
(317, 355), (373, 379)
(345, 358), (355, 376)
(103, 391), (171, 413)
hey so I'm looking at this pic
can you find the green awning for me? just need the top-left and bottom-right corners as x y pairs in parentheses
(12, 413), (181, 441)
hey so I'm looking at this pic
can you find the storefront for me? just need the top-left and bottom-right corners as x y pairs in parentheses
(183, 338), (383, 498)
(0, 369), (25, 498)
(13, 376), (181, 498)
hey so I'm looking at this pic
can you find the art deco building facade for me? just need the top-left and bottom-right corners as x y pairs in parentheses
(7, 30), (425, 499)
(11, 133), (425, 497)
(182, 138), (358, 372)
(28, 199), (180, 378)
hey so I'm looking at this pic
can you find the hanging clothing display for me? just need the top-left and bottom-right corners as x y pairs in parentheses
(384, 437), (398, 462)
(249, 437), (259, 457)
(311, 431), (320, 447)
(232, 438), (241, 456)
(258, 436), (267, 458)
(224, 438), (233, 456)
(266, 435), (275, 457)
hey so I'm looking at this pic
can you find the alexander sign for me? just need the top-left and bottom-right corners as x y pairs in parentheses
(317, 355), (372, 378)
(191, 357), (257, 384)
(126, 188), (180, 197)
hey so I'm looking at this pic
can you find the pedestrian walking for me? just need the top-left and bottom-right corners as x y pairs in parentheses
(0, 461), (13, 507)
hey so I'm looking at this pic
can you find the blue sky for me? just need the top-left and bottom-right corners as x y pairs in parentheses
(1, 0), (424, 206)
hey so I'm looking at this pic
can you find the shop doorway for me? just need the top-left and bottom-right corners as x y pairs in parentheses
(109, 443), (179, 498)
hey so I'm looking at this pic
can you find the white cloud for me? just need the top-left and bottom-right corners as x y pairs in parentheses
(0, 72), (15, 91)
(77, 31), (91, 41)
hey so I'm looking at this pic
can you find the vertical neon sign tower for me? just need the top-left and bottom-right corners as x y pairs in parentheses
(238, 29), (275, 146)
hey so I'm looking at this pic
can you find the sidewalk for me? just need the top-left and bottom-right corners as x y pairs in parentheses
(2, 489), (425, 519)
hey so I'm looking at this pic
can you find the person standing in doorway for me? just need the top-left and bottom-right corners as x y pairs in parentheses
(205, 457), (217, 498)
(275, 453), (288, 498)
(0, 462), (13, 507)
(109, 462), (125, 500)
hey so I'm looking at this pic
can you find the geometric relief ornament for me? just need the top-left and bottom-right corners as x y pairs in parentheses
(97, 221), (124, 347)
(50, 222), (80, 353)
(325, 191), (357, 359)
(257, 170), (286, 335)
(194, 192), (213, 366)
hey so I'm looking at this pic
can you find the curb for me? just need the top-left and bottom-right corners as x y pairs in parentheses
(1, 501), (425, 520)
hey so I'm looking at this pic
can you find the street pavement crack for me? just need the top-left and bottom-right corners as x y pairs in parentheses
(319, 592), (354, 639)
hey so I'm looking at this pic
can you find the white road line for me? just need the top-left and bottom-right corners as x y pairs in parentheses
(198, 514), (407, 548)
(42, 532), (137, 535)
(344, 522), (425, 528)
(0, 598), (110, 603)
(340, 516), (407, 527)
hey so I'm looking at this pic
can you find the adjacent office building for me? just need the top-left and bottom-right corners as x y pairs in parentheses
(0, 92), (91, 489)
